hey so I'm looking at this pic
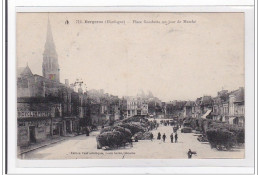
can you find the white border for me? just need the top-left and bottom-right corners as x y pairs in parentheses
(14, 0), (254, 7)
(7, 4), (255, 175)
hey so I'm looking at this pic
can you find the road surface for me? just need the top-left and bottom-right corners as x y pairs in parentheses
(21, 124), (244, 159)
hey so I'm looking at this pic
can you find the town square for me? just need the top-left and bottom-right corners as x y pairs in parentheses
(16, 13), (245, 160)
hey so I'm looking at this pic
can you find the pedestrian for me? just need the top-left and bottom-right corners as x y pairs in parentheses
(86, 127), (89, 136)
(150, 133), (154, 141)
(162, 133), (166, 142)
(157, 132), (161, 140)
(129, 138), (133, 147)
(134, 136), (138, 142)
(150, 123), (153, 130)
(175, 133), (178, 143)
(170, 133), (173, 143)
(187, 149), (196, 159)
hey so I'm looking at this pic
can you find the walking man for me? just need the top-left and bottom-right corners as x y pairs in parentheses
(157, 132), (161, 140)
(175, 132), (178, 143)
(170, 133), (173, 143)
(86, 127), (89, 136)
(162, 133), (166, 142)
(150, 133), (154, 141)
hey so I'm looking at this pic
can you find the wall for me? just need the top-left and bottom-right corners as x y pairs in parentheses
(17, 126), (29, 146)
(17, 100), (52, 112)
(229, 95), (235, 116)
(184, 107), (192, 117)
(35, 126), (47, 142)
(235, 103), (245, 115)
(17, 88), (31, 97)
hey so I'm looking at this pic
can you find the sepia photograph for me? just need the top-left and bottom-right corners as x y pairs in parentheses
(16, 12), (245, 160)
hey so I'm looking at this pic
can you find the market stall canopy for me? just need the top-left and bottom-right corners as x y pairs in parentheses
(201, 110), (212, 119)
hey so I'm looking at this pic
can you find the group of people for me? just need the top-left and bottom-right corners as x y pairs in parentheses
(159, 119), (182, 128)
(145, 119), (197, 159)
(156, 132), (178, 143)
(148, 120), (159, 131)
(160, 120), (171, 126)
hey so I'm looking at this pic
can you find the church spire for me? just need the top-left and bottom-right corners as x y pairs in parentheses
(42, 15), (60, 82)
(43, 16), (57, 56)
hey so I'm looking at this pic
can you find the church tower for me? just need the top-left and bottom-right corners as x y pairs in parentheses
(42, 17), (60, 82)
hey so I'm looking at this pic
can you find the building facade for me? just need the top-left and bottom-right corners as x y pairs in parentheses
(188, 88), (244, 127)
(228, 87), (245, 126)
(17, 19), (91, 147)
(183, 101), (194, 118)
(17, 66), (89, 146)
(126, 97), (148, 117)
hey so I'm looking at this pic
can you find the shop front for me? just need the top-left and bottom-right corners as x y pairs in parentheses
(17, 117), (51, 147)
(63, 117), (79, 136)
(17, 111), (61, 147)
(52, 117), (63, 137)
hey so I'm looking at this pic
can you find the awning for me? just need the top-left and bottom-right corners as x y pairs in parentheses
(201, 110), (212, 119)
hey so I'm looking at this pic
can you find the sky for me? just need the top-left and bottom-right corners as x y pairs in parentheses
(16, 13), (244, 101)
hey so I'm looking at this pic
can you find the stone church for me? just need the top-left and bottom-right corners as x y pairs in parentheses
(17, 18), (87, 149)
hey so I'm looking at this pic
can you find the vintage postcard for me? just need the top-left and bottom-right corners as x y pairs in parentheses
(16, 12), (245, 160)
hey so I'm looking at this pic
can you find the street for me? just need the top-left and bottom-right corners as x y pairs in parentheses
(21, 124), (244, 159)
